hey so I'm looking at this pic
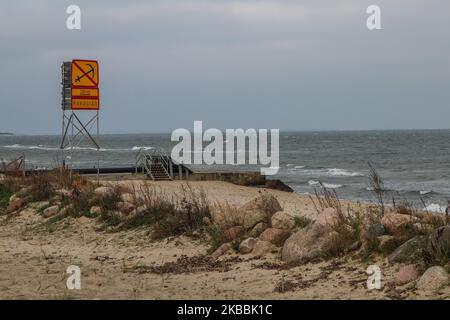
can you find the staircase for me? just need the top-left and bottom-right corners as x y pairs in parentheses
(135, 148), (173, 181)
(148, 162), (171, 181)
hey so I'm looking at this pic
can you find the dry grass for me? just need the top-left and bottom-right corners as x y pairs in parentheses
(100, 183), (212, 240)
(368, 162), (385, 215)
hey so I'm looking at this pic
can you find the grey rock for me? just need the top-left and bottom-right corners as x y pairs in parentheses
(388, 236), (427, 264)
(239, 238), (256, 254)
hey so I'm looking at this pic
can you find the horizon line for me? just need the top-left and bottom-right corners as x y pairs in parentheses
(4, 127), (450, 136)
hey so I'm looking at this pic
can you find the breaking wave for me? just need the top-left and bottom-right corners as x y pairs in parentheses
(424, 203), (446, 213)
(326, 168), (363, 177)
(308, 180), (343, 189)
(131, 146), (154, 151)
(291, 166), (363, 177)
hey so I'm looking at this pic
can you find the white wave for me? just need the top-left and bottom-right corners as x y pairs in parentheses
(366, 187), (374, 191)
(419, 190), (432, 195)
(4, 144), (58, 151)
(70, 146), (99, 151)
(326, 168), (362, 177)
(294, 165), (305, 169)
(307, 180), (342, 189)
(286, 164), (293, 167)
(424, 203), (446, 213)
(132, 146), (154, 151)
(323, 183), (343, 189)
(4, 144), (23, 148)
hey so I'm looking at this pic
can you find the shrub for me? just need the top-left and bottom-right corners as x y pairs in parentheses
(0, 183), (13, 209)
(102, 183), (211, 240)
(206, 224), (226, 254)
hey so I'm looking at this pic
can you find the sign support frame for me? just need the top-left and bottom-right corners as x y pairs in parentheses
(60, 60), (101, 183)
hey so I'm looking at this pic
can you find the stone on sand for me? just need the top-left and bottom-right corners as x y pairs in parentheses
(252, 240), (273, 257)
(239, 238), (256, 254)
(282, 224), (329, 263)
(271, 211), (295, 230)
(394, 264), (419, 285)
(211, 243), (232, 259)
(416, 266), (449, 291)
(42, 205), (60, 218)
(258, 228), (291, 246)
(381, 212), (418, 233)
(388, 236), (427, 264)
(94, 186), (114, 196)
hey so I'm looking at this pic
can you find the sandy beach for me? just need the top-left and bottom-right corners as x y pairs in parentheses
(0, 179), (448, 300)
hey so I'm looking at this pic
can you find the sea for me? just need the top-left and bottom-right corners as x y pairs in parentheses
(1, 130), (450, 213)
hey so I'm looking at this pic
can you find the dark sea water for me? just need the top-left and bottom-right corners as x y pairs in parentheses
(1, 130), (450, 212)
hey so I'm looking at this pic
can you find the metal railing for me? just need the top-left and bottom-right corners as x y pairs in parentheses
(135, 147), (171, 180)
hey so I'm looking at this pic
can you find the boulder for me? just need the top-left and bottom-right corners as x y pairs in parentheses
(416, 266), (449, 291)
(241, 209), (269, 230)
(315, 207), (341, 229)
(281, 224), (329, 263)
(42, 205), (60, 218)
(54, 189), (73, 197)
(211, 194), (282, 230)
(241, 194), (282, 229)
(252, 240), (273, 257)
(259, 228), (291, 246)
(94, 186), (114, 196)
(117, 202), (135, 214)
(239, 238), (256, 254)
(381, 212), (418, 233)
(378, 235), (398, 253)
(224, 226), (244, 241)
(202, 217), (211, 225)
(394, 264), (419, 285)
(210, 204), (240, 229)
(271, 211), (295, 230)
(426, 226), (450, 263)
(28, 201), (50, 211)
(263, 180), (294, 192)
(121, 193), (134, 203)
(133, 205), (147, 215)
(90, 206), (102, 215)
(211, 243), (232, 259)
(7, 196), (23, 212)
(249, 222), (269, 238)
(58, 206), (71, 216)
(129, 205), (148, 217)
(388, 236), (427, 264)
(240, 194), (282, 215)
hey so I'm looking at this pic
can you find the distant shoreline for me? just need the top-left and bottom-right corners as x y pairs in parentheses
(0, 133), (13, 136)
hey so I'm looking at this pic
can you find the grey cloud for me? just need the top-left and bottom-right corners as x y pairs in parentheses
(0, 0), (449, 134)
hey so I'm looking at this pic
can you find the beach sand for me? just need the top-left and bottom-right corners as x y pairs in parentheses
(0, 180), (447, 299)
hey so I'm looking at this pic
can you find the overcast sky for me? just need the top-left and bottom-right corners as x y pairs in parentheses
(0, 0), (449, 134)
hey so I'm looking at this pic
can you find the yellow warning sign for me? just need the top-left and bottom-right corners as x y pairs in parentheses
(72, 88), (99, 97)
(71, 87), (99, 110)
(71, 60), (99, 88)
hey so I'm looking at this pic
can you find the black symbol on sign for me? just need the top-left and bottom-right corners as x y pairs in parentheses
(75, 64), (95, 83)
